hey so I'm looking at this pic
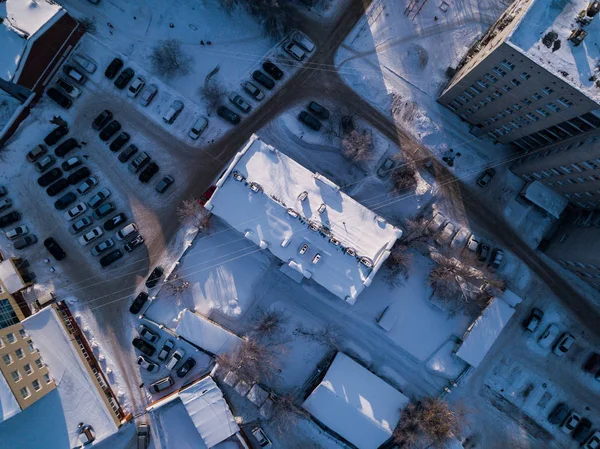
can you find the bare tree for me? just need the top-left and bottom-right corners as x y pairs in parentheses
(176, 199), (211, 231)
(235, 0), (292, 40)
(269, 392), (310, 434)
(393, 398), (466, 448)
(391, 154), (419, 193)
(402, 216), (439, 248)
(217, 339), (286, 384)
(294, 323), (340, 349)
(341, 129), (373, 165)
(165, 272), (190, 302)
(200, 80), (226, 115)
(382, 245), (413, 288)
(79, 17), (97, 34)
(250, 307), (290, 338)
(150, 39), (192, 77)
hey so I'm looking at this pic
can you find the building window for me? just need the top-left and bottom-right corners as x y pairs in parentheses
(478, 100), (487, 107)
(35, 358), (43, 369)
(502, 85), (512, 93)
(542, 87), (554, 95)
(547, 103), (561, 112)
(469, 85), (481, 94)
(583, 161), (598, 170)
(526, 113), (539, 122)
(485, 95), (495, 103)
(521, 72), (531, 80)
(532, 93), (543, 101)
(27, 341), (35, 354)
(10, 370), (21, 382)
(572, 163), (584, 171)
(558, 97), (573, 107)
(43, 373), (51, 384)
(32, 379), (41, 392)
(536, 108), (550, 117)
(501, 59), (515, 70)
(451, 99), (462, 107)
(522, 98), (532, 106)
(447, 103), (457, 112)
(497, 112), (506, 119)
(476, 80), (489, 89)
(15, 348), (24, 360)
(0, 299), (18, 329)
(493, 66), (507, 77)
(23, 363), (32, 376)
(0, 338), (4, 349)
(511, 78), (521, 87)
(550, 168), (562, 176)
(493, 90), (503, 98)
(18, 329), (26, 338)
(513, 104), (522, 111)
(19, 387), (30, 400)
(464, 90), (474, 99)
(3, 354), (12, 366)
(6, 333), (16, 344)
(556, 180), (566, 186)
(484, 74), (498, 83)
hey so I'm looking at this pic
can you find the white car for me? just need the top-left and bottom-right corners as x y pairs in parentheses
(284, 41), (306, 61)
(5, 225), (29, 240)
(72, 54), (97, 73)
(115, 223), (138, 241)
(293, 31), (315, 52)
(127, 77), (145, 98)
(140, 84), (158, 106)
(189, 117), (208, 140)
(538, 323), (559, 348)
(76, 177), (98, 195)
(137, 356), (159, 373)
(78, 227), (104, 246)
(466, 235), (480, 252)
(561, 412), (580, 434)
(65, 202), (87, 221)
(553, 333), (575, 356)
(427, 213), (446, 232)
(584, 431), (600, 449)
(165, 348), (185, 370)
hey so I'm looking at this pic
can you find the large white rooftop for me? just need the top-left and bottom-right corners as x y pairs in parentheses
(176, 309), (243, 356)
(508, 0), (600, 103)
(0, 369), (20, 424)
(302, 352), (409, 449)
(205, 135), (402, 304)
(0, 259), (26, 294)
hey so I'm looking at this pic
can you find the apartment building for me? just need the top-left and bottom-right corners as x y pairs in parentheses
(438, 0), (600, 149)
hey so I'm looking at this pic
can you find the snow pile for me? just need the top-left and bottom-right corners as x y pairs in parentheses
(303, 352), (410, 449)
(204, 134), (402, 304)
(0, 369), (20, 423)
(175, 309), (243, 357)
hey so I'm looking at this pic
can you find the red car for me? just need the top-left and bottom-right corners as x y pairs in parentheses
(198, 186), (216, 205)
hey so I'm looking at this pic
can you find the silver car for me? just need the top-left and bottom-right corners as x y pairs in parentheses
(127, 77), (145, 98)
(91, 238), (114, 256)
(228, 93), (251, 113)
(189, 117), (208, 139)
(140, 84), (158, 106)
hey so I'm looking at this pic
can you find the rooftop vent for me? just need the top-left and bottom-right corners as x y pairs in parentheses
(286, 208), (299, 218)
(568, 28), (587, 46)
(249, 182), (262, 193)
(308, 222), (321, 232)
(232, 171), (245, 182)
(587, 1), (600, 17)
(345, 247), (356, 257)
(298, 191), (308, 202)
(359, 257), (374, 268)
(542, 31), (558, 48)
(317, 203), (326, 214)
(329, 237), (340, 246)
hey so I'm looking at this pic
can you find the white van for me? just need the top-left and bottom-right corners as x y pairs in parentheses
(149, 376), (174, 394)
(163, 100), (184, 124)
(115, 223), (138, 241)
(72, 53), (97, 74)
(189, 117), (208, 139)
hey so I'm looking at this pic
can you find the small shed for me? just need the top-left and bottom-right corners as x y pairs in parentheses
(175, 309), (243, 356)
(520, 181), (568, 219)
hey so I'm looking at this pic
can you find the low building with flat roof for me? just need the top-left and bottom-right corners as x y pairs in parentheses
(204, 135), (402, 304)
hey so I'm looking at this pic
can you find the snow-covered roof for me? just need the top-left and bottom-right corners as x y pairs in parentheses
(0, 259), (26, 294)
(179, 376), (239, 448)
(455, 297), (515, 368)
(521, 181), (568, 219)
(205, 135), (402, 304)
(175, 309), (243, 356)
(0, 0), (62, 81)
(507, 0), (600, 103)
(22, 307), (118, 443)
(0, 370), (21, 423)
(302, 352), (409, 449)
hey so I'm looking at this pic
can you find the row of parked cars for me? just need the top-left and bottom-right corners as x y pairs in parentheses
(298, 101), (330, 131)
(523, 308), (575, 355)
(548, 403), (599, 447)
(0, 187), (38, 250)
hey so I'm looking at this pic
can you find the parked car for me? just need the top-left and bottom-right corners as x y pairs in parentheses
(139, 162), (159, 183)
(114, 68), (134, 89)
(54, 192), (76, 210)
(262, 60), (283, 80)
(293, 31), (315, 52)
(65, 202), (87, 221)
(91, 238), (114, 257)
(554, 333), (575, 356)
(129, 291), (149, 315)
(199, 186), (216, 206)
(46, 88), (72, 109)
(115, 223), (138, 241)
(99, 120), (121, 141)
(146, 266), (164, 288)
(251, 427), (272, 448)
(109, 132), (130, 152)
(56, 77), (82, 98)
(63, 65), (87, 84)
(46, 178), (70, 196)
(129, 151), (150, 173)
(44, 124), (68, 146)
(217, 106), (241, 125)
(436, 222), (456, 244)
(62, 157), (82, 171)
(72, 53), (97, 74)
(478, 243), (490, 262)
(92, 110), (113, 130)
(252, 70), (275, 89)
(14, 235), (37, 250)
(538, 323), (560, 348)
(562, 412), (581, 434)
(37, 168), (62, 187)
(155, 176), (174, 194)
(308, 101), (330, 120)
(163, 100), (184, 124)
(574, 419), (593, 443)
(92, 202), (116, 219)
(176, 358), (196, 378)
(78, 227), (104, 246)
(27, 144), (47, 162)
(584, 431), (600, 449)
(35, 155), (56, 172)
(0, 199), (11, 213)
(104, 58), (123, 79)
(88, 188), (111, 208)
(76, 177), (97, 195)
(489, 249), (504, 269)
(298, 111), (322, 131)
(6, 225), (28, 240)
(124, 234), (144, 252)
(139, 84), (158, 106)
(100, 249), (123, 267)
(127, 77), (145, 98)
(149, 376), (174, 394)
(523, 308), (543, 332)
(477, 169), (496, 187)
(132, 336), (155, 357)
(103, 213), (127, 231)
(243, 81), (264, 100)
(44, 237), (66, 260)
(189, 117), (208, 139)
(165, 348), (184, 370)
(137, 356), (159, 373)
(69, 216), (93, 234)
(157, 340), (174, 362)
(137, 324), (160, 343)
(67, 167), (91, 185)
(0, 211), (20, 228)
(55, 138), (79, 157)
(548, 403), (570, 425)
(284, 41), (306, 61)
(119, 144), (138, 163)
(229, 93), (251, 113)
